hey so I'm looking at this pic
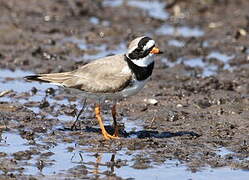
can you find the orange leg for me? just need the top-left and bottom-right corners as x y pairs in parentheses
(111, 104), (119, 137)
(95, 104), (119, 140)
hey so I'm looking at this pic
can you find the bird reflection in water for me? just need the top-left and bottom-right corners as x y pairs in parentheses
(71, 150), (119, 177)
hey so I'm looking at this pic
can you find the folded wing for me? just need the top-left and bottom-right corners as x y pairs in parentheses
(25, 54), (132, 93)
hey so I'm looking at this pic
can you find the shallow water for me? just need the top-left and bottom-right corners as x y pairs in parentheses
(216, 147), (234, 157)
(127, 0), (169, 20)
(1, 130), (249, 179)
(161, 50), (234, 77)
(184, 57), (218, 77)
(0, 69), (56, 93)
(168, 39), (185, 47)
(103, 0), (124, 7)
(208, 51), (234, 70)
(0, 131), (29, 154)
(103, 0), (169, 20)
(156, 24), (204, 37)
(208, 51), (234, 63)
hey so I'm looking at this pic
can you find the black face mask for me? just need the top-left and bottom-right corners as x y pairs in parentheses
(128, 37), (154, 60)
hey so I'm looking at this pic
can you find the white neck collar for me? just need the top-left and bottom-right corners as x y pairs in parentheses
(129, 54), (154, 67)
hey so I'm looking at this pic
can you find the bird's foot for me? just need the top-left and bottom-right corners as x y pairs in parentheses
(102, 130), (120, 140)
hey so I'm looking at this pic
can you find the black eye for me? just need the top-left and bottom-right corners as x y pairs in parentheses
(128, 44), (154, 60)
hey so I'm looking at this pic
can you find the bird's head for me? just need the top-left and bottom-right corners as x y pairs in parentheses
(126, 36), (163, 67)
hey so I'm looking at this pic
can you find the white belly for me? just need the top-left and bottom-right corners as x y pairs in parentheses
(121, 78), (149, 97)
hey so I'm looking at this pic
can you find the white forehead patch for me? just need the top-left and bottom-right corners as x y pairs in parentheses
(143, 40), (155, 51)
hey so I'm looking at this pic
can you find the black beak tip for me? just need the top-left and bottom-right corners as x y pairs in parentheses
(158, 51), (163, 54)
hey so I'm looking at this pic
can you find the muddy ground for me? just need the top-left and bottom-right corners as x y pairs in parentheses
(1, 0), (249, 179)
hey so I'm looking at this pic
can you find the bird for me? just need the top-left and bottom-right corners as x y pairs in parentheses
(24, 36), (163, 140)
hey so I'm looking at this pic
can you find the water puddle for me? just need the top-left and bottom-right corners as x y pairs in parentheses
(216, 147), (233, 157)
(123, 117), (144, 132)
(156, 24), (204, 37)
(202, 40), (210, 47)
(0, 131), (29, 154)
(161, 51), (234, 77)
(1, 128), (249, 179)
(89, 16), (110, 26)
(61, 37), (87, 50)
(184, 57), (218, 77)
(0, 69), (57, 93)
(103, 0), (169, 20)
(26, 142), (77, 175)
(103, 0), (124, 7)
(161, 57), (217, 77)
(186, 167), (249, 180)
(184, 57), (205, 67)
(89, 17), (100, 25)
(127, 0), (169, 20)
(0, 69), (74, 127)
(168, 39), (185, 47)
(208, 51), (234, 63)
(208, 51), (234, 70)
(22, 144), (249, 179)
(161, 57), (180, 68)
(216, 147), (249, 162)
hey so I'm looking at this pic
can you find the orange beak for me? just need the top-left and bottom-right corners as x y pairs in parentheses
(150, 47), (163, 54)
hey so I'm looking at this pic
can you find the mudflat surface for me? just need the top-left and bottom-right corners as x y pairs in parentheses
(1, 0), (249, 179)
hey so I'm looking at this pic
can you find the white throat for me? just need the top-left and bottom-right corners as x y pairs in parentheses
(130, 54), (154, 67)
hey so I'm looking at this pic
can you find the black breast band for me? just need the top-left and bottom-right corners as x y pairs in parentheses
(124, 55), (154, 81)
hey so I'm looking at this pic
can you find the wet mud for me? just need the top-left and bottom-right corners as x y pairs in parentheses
(1, 0), (249, 179)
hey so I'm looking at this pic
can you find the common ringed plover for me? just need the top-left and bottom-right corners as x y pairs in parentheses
(25, 36), (162, 140)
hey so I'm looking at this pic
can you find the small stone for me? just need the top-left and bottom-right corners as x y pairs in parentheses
(44, 15), (51, 22)
(46, 87), (55, 95)
(31, 87), (38, 94)
(176, 104), (183, 108)
(208, 22), (222, 28)
(39, 100), (50, 108)
(238, 28), (247, 36)
(235, 28), (247, 39)
(144, 98), (158, 105)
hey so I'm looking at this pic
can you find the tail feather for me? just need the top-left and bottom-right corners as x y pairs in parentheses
(24, 75), (50, 83)
(24, 72), (73, 84)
